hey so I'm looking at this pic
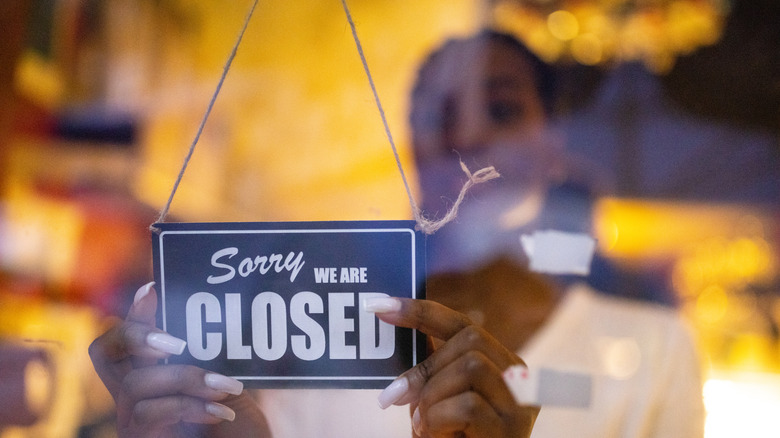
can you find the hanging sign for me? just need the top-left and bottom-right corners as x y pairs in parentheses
(152, 220), (426, 389)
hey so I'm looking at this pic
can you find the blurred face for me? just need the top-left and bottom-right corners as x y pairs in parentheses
(408, 37), (575, 329)
(412, 39), (547, 164)
(411, 37), (562, 223)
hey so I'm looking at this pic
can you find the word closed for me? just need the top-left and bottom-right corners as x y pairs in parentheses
(186, 291), (394, 361)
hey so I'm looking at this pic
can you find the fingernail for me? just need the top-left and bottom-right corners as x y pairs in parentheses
(133, 281), (155, 305)
(146, 332), (187, 355)
(206, 402), (236, 421)
(205, 373), (244, 396)
(364, 297), (401, 313)
(412, 406), (422, 436)
(377, 376), (409, 409)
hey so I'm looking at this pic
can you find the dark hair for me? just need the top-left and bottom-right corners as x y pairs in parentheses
(409, 29), (558, 136)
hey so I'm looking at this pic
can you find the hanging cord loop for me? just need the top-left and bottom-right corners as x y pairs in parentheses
(339, 0), (500, 234)
(151, 0), (498, 235)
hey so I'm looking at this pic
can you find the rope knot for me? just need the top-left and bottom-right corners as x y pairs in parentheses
(414, 161), (501, 235)
(466, 162), (500, 185)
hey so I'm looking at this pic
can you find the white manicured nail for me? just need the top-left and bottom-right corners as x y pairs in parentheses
(377, 376), (409, 409)
(205, 373), (244, 396)
(146, 332), (187, 355)
(412, 406), (422, 436)
(133, 281), (155, 305)
(206, 402), (236, 421)
(363, 297), (401, 313)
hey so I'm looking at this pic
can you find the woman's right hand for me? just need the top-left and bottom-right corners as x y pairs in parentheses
(367, 297), (539, 438)
(88, 282), (271, 438)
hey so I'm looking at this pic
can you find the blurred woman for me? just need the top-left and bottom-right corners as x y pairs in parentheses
(89, 30), (704, 438)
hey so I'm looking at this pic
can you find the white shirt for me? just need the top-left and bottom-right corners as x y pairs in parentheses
(257, 284), (705, 438)
(522, 284), (705, 438)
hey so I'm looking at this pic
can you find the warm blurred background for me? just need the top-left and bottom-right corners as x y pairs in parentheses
(0, 0), (778, 437)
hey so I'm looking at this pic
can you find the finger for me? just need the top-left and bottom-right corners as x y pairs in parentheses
(117, 366), (243, 433)
(379, 325), (522, 409)
(417, 394), (538, 438)
(410, 403), (420, 438)
(206, 392), (274, 438)
(124, 396), (236, 435)
(128, 282), (189, 370)
(89, 284), (187, 398)
(90, 283), (154, 368)
(91, 283), (183, 362)
(423, 325), (522, 373)
(365, 297), (472, 341)
(127, 281), (158, 326)
(90, 322), (187, 393)
(89, 318), (133, 397)
(419, 350), (519, 419)
(96, 318), (186, 362)
(416, 392), (501, 438)
(120, 365), (243, 405)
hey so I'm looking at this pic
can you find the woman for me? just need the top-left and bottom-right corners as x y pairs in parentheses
(404, 30), (705, 437)
(89, 30), (704, 437)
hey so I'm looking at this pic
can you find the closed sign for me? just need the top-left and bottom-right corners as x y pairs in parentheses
(152, 221), (426, 388)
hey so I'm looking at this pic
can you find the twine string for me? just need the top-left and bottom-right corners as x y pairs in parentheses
(151, 0), (260, 232)
(416, 162), (500, 235)
(152, 0), (499, 235)
(339, 0), (499, 234)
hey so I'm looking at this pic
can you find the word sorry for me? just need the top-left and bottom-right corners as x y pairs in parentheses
(185, 291), (394, 361)
(207, 247), (305, 284)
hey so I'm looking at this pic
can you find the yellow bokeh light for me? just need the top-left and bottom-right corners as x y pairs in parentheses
(728, 238), (772, 281)
(728, 334), (774, 372)
(526, 24), (565, 63)
(696, 285), (728, 325)
(571, 32), (603, 65)
(672, 257), (705, 297)
(491, 0), (726, 69)
(547, 10), (579, 41)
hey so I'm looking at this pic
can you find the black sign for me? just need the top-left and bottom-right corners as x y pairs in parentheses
(152, 221), (426, 389)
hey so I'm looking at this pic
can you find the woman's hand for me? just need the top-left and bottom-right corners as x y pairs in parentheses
(365, 297), (539, 438)
(89, 282), (271, 438)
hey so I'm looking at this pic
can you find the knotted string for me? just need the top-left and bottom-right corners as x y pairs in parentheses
(416, 162), (500, 234)
(339, 0), (499, 234)
(151, 0), (260, 232)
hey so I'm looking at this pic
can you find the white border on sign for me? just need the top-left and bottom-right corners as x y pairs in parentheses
(157, 227), (420, 382)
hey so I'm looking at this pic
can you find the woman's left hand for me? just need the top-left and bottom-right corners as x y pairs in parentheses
(365, 297), (539, 438)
